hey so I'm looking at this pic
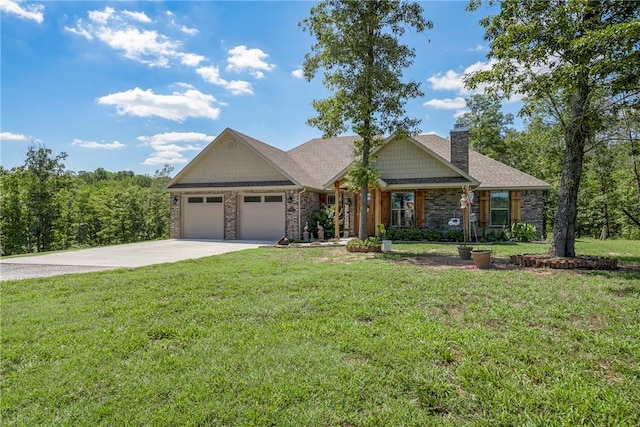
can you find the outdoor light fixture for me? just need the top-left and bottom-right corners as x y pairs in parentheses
(172, 195), (179, 205)
(288, 195), (293, 203)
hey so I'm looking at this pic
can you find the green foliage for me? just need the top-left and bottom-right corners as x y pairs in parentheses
(346, 236), (380, 249)
(509, 222), (539, 242)
(0, 151), (171, 256)
(2, 241), (639, 425)
(300, 0), (432, 238)
(465, 0), (640, 256)
(309, 206), (337, 239)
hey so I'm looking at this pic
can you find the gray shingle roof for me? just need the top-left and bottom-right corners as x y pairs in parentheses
(169, 129), (550, 191)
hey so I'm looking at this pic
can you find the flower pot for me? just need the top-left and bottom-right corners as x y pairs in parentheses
(381, 240), (392, 253)
(471, 250), (492, 269)
(458, 246), (472, 260)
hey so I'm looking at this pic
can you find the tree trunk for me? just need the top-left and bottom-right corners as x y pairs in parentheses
(358, 138), (371, 240)
(548, 85), (590, 257)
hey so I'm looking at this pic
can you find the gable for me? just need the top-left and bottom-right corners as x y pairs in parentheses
(375, 138), (460, 180)
(173, 135), (291, 186)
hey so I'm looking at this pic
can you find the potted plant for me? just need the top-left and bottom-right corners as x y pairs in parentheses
(471, 247), (492, 269)
(378, 224), (392, 253)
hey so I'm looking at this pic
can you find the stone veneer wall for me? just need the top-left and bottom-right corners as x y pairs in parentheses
(223, 191), (237, 240)
(423, 188), (464, 230)
(298, 191), (321, 239)
(521, 190), (545, 236)
(169, 193), (181, 239)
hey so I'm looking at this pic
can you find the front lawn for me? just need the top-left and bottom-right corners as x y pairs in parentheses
(2, 239), (639, 426)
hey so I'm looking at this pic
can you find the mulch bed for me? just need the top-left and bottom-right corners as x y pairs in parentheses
(510, 254), (618, 270)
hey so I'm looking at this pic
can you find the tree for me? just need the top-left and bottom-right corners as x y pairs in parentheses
(458, 94), (514, 163)
(301, 0), (432, 239)
(465, 0), (640, 257)
(24, 145), (69, 252)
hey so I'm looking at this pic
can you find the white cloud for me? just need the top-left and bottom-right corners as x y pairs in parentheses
(196, 66), (253, 95)
(0, 0), (44, 23)
(179, 53), (205, 67)
(427, 70), (466, 92)
(66, 6), (205, 68)
(180, 25), (198, 35)
(72, 139), (125, 149)
(122, 10), (151, 23)
(291, 69), (304, 79)
(0, 131), (28, 141)
(423, 97), (467, 110)
(469, 44), (486, 52)
(137, 131), (214, 165)
(98, 87), (221, 121)
(226, 45), (275, 78)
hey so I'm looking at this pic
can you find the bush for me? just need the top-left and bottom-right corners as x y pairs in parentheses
(509, 222), (538, 242)
(309, 206), (337, 239)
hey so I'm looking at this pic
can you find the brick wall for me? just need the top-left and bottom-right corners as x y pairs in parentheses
(169, 193), (181, 239)
(223, 191), (237, 240)
(450, 128), (469, 174)
(424, 188), (463, 230)
(521, 190), (545, 236)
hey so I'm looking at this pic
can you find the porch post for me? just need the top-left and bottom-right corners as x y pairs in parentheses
(374, 188), (382, 236)
(334, 181), (340, 238)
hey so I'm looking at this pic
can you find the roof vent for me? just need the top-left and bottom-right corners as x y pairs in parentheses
(453, 122), (468, 131)
(227, 139), (237, 149)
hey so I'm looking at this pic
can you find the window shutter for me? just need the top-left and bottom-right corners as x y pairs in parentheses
(319, 193), (327, 206)
(510, 191), (522, 224)
(415, 190), (425, 228)
(381, 191), (390, 227)
(479, 191), (490, 228)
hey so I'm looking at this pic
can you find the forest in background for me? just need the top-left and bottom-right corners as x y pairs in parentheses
(2, 95), (639, 257)
(0, 146), (172, 256)
(459, 95), (640, 242)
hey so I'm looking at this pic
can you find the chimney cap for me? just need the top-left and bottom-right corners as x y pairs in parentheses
(452, 122), (468, 131)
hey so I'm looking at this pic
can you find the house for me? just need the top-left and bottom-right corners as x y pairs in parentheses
(165, 125), (550, 241)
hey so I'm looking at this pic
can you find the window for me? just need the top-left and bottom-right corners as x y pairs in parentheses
(244, 196), (261, 203)
(265, 195), (283, 203)
(327, 194), (336, 206)
(391, 192), (415, 227)
(206, 196), (222, 203)
(188, 197), (204, 203)
(490, 192), (509, 227)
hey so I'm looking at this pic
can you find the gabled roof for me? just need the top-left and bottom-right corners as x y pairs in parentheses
(167, 128), (551, 192)
(412, 134), (551, 190)
(166, 128), (320, 190)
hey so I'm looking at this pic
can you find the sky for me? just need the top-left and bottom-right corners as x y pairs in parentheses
(1, 0), (516, 175)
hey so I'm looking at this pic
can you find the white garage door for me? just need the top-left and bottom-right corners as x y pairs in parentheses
(183, 195), (224, 239)
(239, 194), (285, 241)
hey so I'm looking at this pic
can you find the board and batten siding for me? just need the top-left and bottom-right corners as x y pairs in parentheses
(375, 139), (459, 180)
(177, 139), (287, 184)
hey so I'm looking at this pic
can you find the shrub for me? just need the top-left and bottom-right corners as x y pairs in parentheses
(309, 206), (336, 239)
(509, 222), (538, 242)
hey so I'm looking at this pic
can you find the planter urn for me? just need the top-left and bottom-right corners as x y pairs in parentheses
(471, 250), (492, 269)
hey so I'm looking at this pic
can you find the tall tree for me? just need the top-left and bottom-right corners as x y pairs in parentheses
(24, 145), (69, 252)
(458, 94), (514, 163)
(301, 0), (432, 239)
(466, 0), (640, 257)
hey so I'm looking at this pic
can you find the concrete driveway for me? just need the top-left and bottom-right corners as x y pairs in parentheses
(0, 239), (267, 281)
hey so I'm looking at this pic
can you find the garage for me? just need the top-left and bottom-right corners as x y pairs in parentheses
(183, 195), (224, 239)
(239, 194), (285, 241)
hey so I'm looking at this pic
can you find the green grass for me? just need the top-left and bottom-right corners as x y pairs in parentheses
(2, 239), (639, 426)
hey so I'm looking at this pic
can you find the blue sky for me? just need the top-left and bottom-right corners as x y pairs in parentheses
(1, 0), (514, 175)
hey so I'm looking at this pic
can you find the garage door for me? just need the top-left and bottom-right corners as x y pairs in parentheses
(183, 195), (224, 239)
(239, 194), (285, 241)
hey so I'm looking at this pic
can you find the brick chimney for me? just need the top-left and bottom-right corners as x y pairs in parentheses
(450, 123), (469, 174)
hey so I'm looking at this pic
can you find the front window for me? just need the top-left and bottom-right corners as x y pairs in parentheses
(391, 192), (415, 227)
(490, 192), (509, 227)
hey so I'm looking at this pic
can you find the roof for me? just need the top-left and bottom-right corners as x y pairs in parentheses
(167, 129), (551, 192)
